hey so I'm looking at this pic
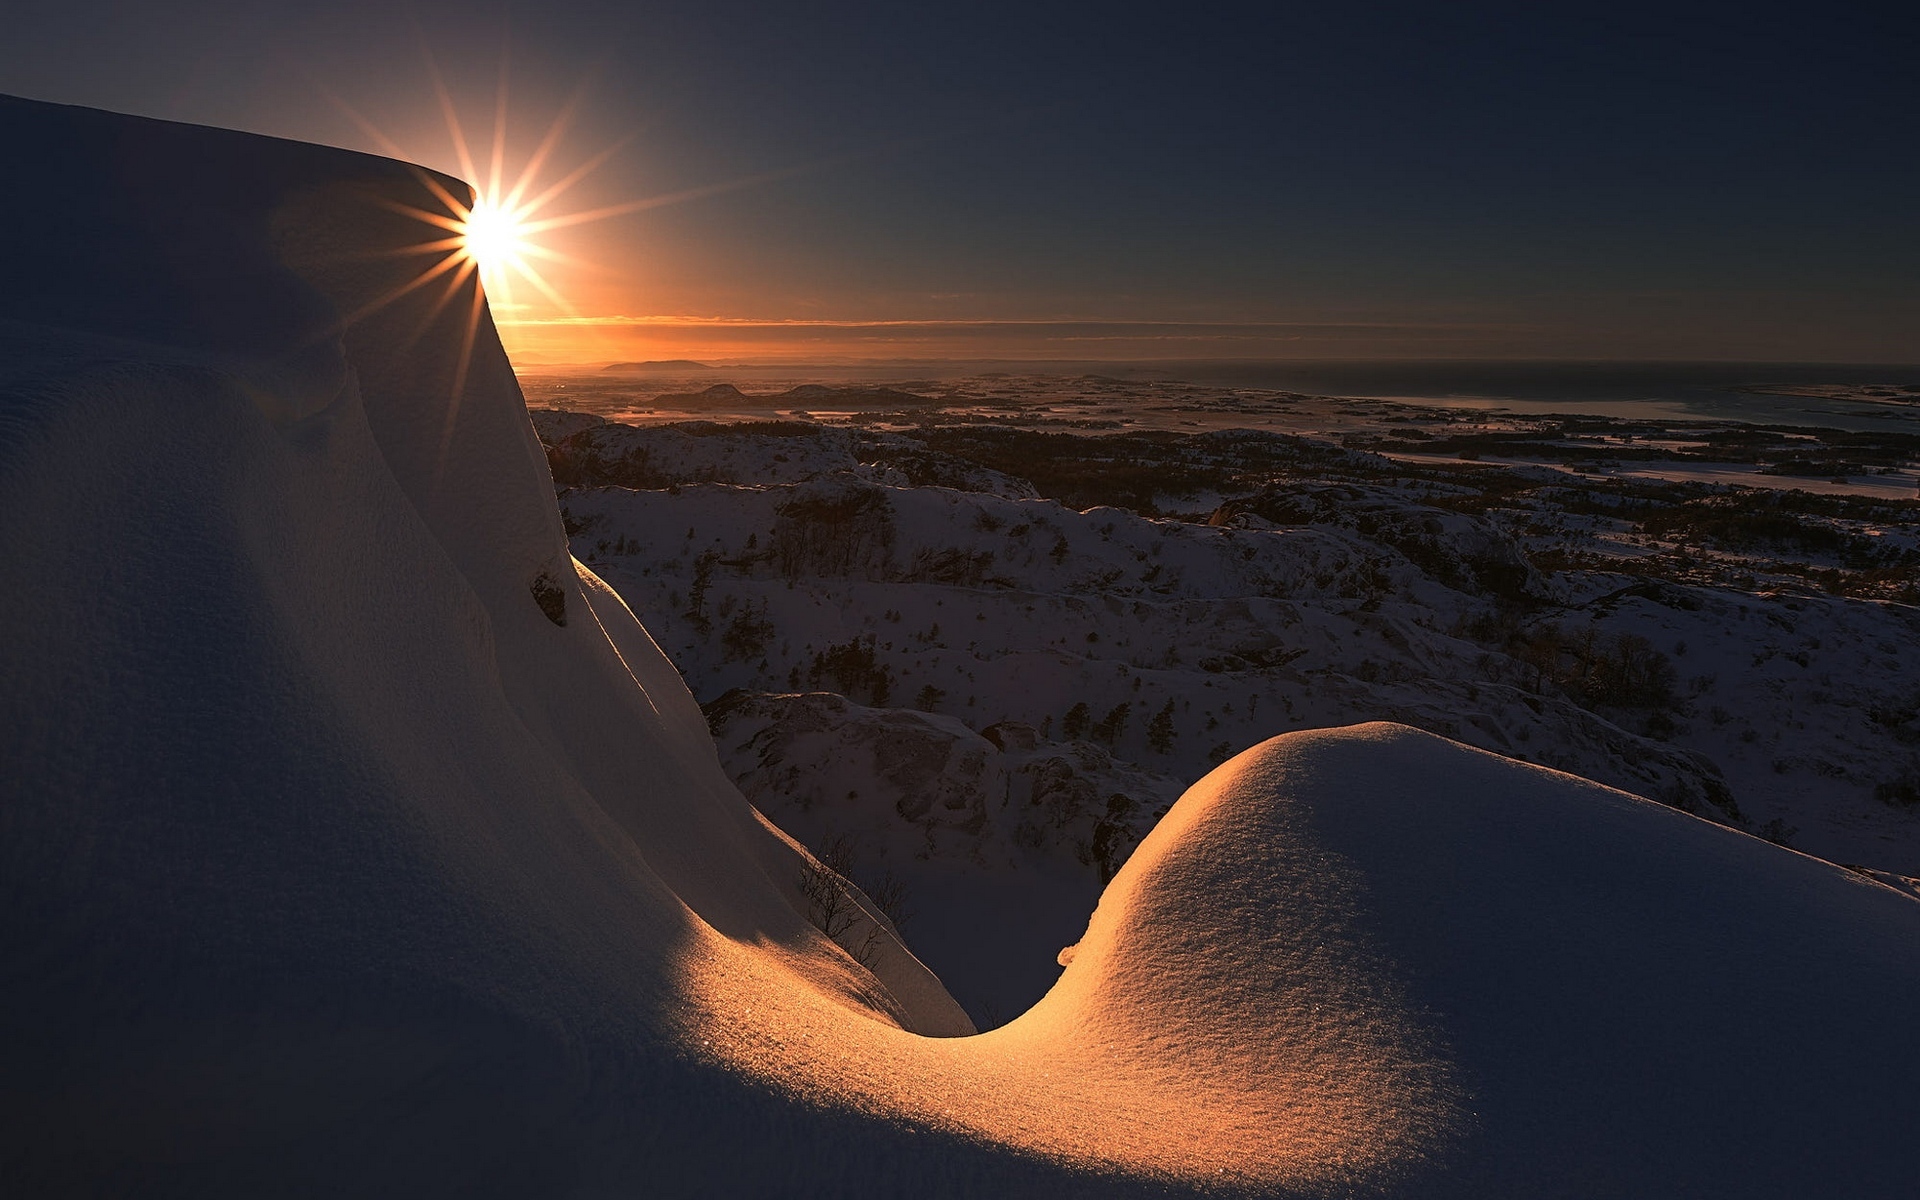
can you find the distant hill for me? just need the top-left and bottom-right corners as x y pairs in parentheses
(651, 383), (753, 407)
(601, 359), (714, 373)
(649, 382), (944, 410)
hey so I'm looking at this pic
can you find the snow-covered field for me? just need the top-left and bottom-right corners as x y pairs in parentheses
(6, 94), (1920, 1196)
(528, 405), (1920, 1022)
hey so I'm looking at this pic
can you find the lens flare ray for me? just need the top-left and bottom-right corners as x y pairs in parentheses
(315, 46), (853, 459)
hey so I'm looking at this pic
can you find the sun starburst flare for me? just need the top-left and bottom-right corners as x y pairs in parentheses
(390, 172), (585, 322)
(321, 45), (847, 363)
(458, 197), (529, 280)
(317, 50), (834, 452)
(323, 59), (634, 343)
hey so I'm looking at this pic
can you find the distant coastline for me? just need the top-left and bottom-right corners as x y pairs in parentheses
(601, 359), (716, 373)
(529, 358), (1920, 433)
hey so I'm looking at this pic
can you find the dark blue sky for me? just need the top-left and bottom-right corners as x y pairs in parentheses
(5, 1), (1916, 361)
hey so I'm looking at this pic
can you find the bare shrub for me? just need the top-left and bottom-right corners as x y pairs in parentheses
(773, 484), (895, 579)
(796, 835), (887, 968)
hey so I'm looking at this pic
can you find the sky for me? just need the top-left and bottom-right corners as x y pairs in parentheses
(4, 1), (1917, 365)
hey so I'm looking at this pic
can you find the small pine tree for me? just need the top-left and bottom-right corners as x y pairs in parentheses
(685, 551), (717, 635)
(1147, 700), (1176, 754)
(1091, 702), (1130, 747)
(1062, 701), (1091, 740)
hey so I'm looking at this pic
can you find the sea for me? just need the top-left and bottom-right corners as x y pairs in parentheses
(579, 359), (1920, 434)
(1129, 360), (1920, 433)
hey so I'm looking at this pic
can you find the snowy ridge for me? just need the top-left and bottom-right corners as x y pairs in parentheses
(4, 95), (1920, 1195)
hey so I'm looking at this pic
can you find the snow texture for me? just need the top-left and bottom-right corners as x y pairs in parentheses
(4, 94), (1919, 1196)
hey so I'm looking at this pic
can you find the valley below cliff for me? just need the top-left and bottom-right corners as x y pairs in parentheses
(527, 380), (1920, 1023)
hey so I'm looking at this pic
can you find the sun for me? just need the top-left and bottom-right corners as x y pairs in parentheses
(428, 172), (588, 318)
(329, 56), (809, 341)
(458, 195), (533, 287)
(327, 68), (628, 326)
(366, 167), (580, 330)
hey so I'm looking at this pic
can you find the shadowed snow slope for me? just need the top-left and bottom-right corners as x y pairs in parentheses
(3, 95), (1918, 1196)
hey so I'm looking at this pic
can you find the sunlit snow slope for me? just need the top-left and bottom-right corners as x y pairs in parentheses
(3, 95), (1918, 1197)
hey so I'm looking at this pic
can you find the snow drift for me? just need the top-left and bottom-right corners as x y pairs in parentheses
(3, 94), (1918, 1196)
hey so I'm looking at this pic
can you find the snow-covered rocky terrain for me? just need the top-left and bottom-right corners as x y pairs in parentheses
(532, 408), (1920, 1021)
(5, 94), (1920, 1197)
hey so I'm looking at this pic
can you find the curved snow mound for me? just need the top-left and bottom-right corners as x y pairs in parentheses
(1089, 723), (1920, 1195)
(4, 95), (1919, 1195)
